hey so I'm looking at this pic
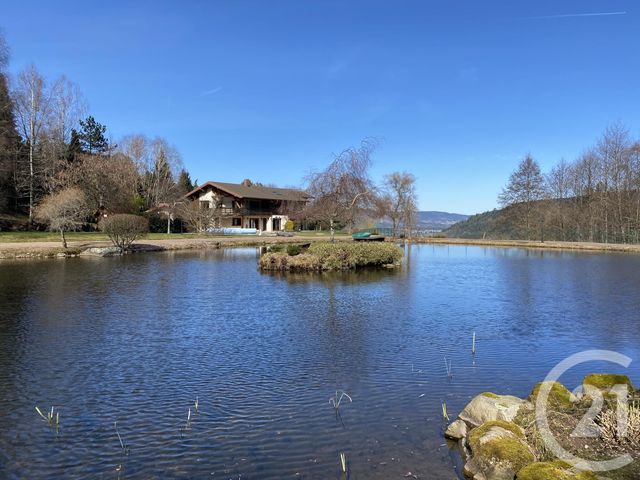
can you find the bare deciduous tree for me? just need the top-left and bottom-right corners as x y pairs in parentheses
(0, 31), (8, 72)
(119, 135), (183, 209)
(61, 152), (138, 213)
(379, 171), (418, 238)
(304, 138), (378, 238)
(12, 65), (55, 222)
(39, 75), (87, 194)
(34, 187), (89, 248)
(176, 201), (218, 233)
(498, 154), (545, 239)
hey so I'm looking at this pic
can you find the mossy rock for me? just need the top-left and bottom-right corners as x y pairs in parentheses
(516, 460), (598, 480)
(467, 421), (534, 475)
(481, 392), (500, 399)
(468, 420), (525, 445)
(529, 381), (576, 409)
(583, 374), (635, 395)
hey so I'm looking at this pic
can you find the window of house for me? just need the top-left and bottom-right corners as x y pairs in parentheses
(199, 201), (211, 209)
(232, 217), (241, 226)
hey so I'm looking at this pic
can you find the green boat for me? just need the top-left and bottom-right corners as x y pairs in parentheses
(352, 229), (386, 241)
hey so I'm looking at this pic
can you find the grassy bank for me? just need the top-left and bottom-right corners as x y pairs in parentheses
(259, 241), (404, 271)
(0, 234), (350, 260)
(414, 237), (640, 254)
(0, 231), (191, 243)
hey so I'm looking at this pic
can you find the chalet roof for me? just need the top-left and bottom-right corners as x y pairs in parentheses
(185, 181), (309, 202)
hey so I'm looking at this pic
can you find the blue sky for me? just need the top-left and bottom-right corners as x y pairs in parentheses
(3, 0), (639, 214)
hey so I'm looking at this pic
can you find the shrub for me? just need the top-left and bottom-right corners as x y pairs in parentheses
(284, 220), (295, 232)
(287, 244), (301, 256)
(34, 188), (90, 248)
(308, 242), (403, 269)
(100, 214), (148, 252)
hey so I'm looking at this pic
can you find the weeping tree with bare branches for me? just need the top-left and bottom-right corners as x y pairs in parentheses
(304, 139), (378, 238)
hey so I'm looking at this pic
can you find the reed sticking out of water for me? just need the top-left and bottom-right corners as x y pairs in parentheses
(114, 421), (129, 455)
(442, 402), (450, 421)
(340, 452), (347, 473)
(472, 331), (476, 354)
(443, 357), (453, 378)
(35, 406), (59, 428)
(329, 391), (352, 412)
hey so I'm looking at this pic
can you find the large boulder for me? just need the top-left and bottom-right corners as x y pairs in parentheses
(80, 246), (122, 257)
(516, 461), (597, 480)
(464, 420), (534, 480)
(459, 393), (527, 428)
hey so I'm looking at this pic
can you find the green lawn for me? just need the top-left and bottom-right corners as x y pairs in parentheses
(296, 230), (349, 236)
(0, 230), (347, 243)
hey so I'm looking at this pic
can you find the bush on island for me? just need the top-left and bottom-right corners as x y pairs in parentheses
(259, 241), (403, 271)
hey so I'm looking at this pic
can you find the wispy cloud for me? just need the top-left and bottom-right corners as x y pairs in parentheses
(530, 11), (627, 20)
(201, 86), (223, 96)
(327, 46), (362, 80)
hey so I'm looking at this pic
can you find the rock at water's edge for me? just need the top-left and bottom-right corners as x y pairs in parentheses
(445, 419), (468, 440)
(80, 246), (122, 257)
(459, 393), (526, 428)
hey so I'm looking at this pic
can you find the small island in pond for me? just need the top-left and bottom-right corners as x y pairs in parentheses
(259, 241), (403, 271)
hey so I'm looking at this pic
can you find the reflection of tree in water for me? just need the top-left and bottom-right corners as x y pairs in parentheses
(0, 260), (54, 424)
(270, 267), (403, 405)
(263, 268), (397, 286)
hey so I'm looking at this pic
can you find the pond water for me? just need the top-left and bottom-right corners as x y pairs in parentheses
(1, 245), (639, 479)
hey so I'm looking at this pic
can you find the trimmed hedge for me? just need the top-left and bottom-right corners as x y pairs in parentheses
(259, 241), (403, 271)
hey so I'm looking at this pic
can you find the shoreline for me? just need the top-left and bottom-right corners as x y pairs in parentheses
(3, 235), (640, 260)
(413, 237), (640, 253)
(0, 235), (346, 260)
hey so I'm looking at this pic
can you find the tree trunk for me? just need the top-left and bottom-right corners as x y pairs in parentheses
(60, 229), (67, 249)
(29, 88), (35, 225)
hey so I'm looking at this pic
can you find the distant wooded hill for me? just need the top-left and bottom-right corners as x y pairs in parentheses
(443, 206), (517, 239)
(378, 211), (468, 231)
(415, 211), (469, 230)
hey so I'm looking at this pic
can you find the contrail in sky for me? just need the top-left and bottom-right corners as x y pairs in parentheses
(201, 86), (223, 96)
(531, 11), (627, 19)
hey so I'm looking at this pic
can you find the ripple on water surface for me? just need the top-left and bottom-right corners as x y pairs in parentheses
(1, 245), (640, 479)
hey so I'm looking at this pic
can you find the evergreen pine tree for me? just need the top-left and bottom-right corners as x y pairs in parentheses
(0, 72), (22, 213)
(177, 169), (194, 194)
(66, 128), (83, 162)
(77, 115), (109, 154)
